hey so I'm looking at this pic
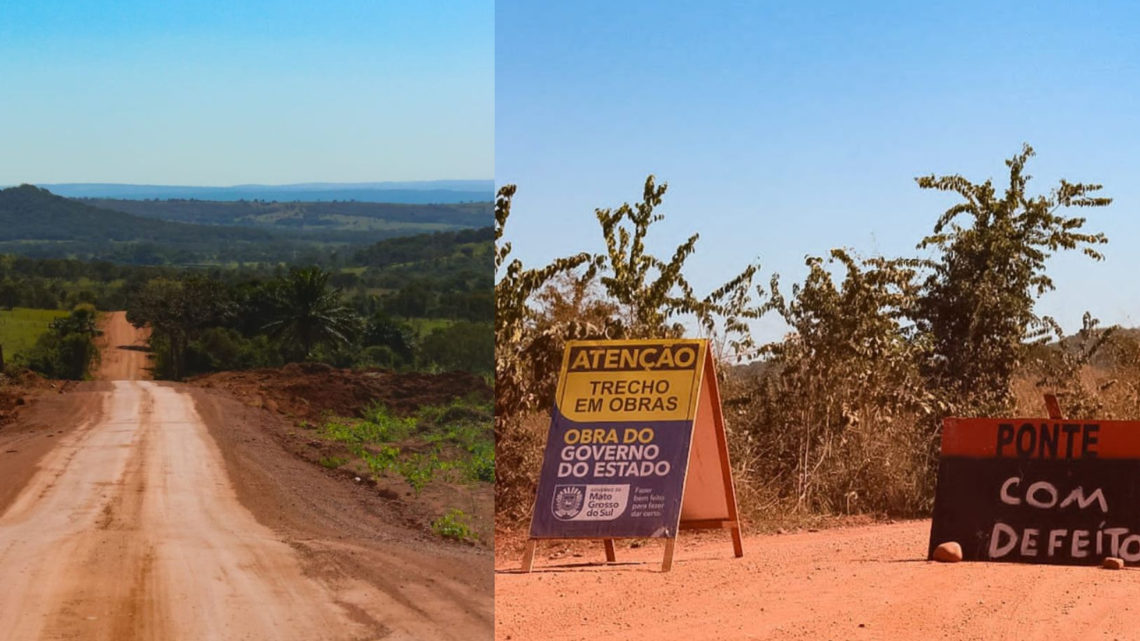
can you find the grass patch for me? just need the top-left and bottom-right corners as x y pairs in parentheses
(0, 308), (69, 359)
(320, 394), (493, 493)
(318, 456), (348, 469)
(405, 317), (455, 334)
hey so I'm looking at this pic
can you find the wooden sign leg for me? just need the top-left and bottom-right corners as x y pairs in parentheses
(662, 538), (676, 572)
(731, 525), (743, 558)
(1044, 394), (1063, 420)
(521, 539), (536, 573)
(603, 538), (617, 563)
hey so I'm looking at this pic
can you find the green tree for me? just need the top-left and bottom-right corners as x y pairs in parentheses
(49, 303), (99, 336)
(493, 177), (764, 521)
(419, 321), (493, 373)
(494, 185), (597, 427)
(735, 251), (937, 515)
(25, 304), (102, 380)
(593, 176), (762, 352)
(915, 144), (1111, 412)
(262, 266), (358, 361)
(127, 278), (234, 379)
(362, 312), (415, 364)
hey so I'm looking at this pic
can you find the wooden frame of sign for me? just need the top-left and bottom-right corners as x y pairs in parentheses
(521, 338), (743, 572)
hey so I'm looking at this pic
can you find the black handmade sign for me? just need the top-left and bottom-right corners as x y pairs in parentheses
(929, 417), (1140, 565)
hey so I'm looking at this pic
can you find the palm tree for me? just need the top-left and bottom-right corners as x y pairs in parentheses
(263, 267), (357, 360)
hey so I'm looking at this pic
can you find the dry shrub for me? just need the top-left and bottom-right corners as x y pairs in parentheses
(496, 149), (1115, 532)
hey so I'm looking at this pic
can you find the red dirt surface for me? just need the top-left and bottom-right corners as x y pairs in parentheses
(0, 369), (63, 424)
(0, 317), (492, 639)
(191, 362), (490, 419)
(94, 311), (152, 380)
(496, 521), (1140, 640)
(188, 363), (495, 542)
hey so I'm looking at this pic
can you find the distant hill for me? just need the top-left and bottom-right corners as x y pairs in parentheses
(0, 185), (493, 266)
(83, 198), (490, 233)
(0, 185), (280, 263)
(25, 181), (493, 203)
(354, 226), (493, 269)
(0, 185), (270, 244)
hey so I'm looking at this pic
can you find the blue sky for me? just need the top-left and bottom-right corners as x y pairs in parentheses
(497, 1), (1140, 344)
(0, 1), (492, 185)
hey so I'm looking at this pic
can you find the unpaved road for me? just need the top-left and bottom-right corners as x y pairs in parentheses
(94, 311), (151, 381)
(0, 313), (491, 640)
(496, 522), (1140, 640)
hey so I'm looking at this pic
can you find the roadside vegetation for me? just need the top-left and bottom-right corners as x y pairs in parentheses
(124, 265), (490, 379)
(0, 305), (104, 380)
(432, 508), (478, 544)
(23, 305), (102, 380)
(318, 394), (493, 492)
(0, 223), (492, 380)
(495, 144), (1124, 531)
(303, 393), (492, 544)
(0, 307), (69, 364)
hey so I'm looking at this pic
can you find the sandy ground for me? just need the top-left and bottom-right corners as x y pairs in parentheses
(495, 522), (1140, 640)
(0, 314), (492, 640)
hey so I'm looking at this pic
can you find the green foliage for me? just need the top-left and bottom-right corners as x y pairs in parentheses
(362, 313), (416, 364)
(1026, 312), (1115, 419)
(594, 176), (762, 351)
(361, 445), (401, 477)
(419, 321), (493, 373)
(318, 456), (347, 469)
(0, 308), (69, 359)
(734, 251), (939, 515)
(321, 397), (492, 493)
(0, 222), (493, 377)
(416, 395), (495, 482)
(354, 227), (493, 268)
(126, 277), (235, 379)
(184, 328), (282, 375)
(431, 508), (476, 543)
(397, 452), (440, 493)
(915, 144), (1111, 412)
(0, 185), (279, 264)
(494, 178), (763, 520)
(263, 266), (359, 360)
(496, 147), (1116, 529)
(24, 305), (101, 379)
(331, 404), (418, 443)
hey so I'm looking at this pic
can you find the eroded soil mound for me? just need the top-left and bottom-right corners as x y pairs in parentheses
(0, 369), (70, 425)
(188, 364), (494, 545)
(190, 362), (490, 420)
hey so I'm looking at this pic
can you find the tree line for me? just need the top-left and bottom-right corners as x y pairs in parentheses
(124, 266), (491, 380)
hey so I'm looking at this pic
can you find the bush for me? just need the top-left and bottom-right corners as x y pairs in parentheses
(183, 327), (282, 375)
(432, 508), (476, 543)
(419, 321), (492, 373)
(24, 305), (100, 380)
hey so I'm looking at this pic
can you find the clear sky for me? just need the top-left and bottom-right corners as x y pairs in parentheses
(0, 0), (492, 185)
(497, 1), (1140, 345)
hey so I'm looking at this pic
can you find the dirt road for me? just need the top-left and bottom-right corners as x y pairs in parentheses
(496, 522), (1140, 640)
(94, 311), (151, 381)
(0, 315), (492, 640)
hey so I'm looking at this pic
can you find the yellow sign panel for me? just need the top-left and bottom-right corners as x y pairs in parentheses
(555, 339), (706, 423)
